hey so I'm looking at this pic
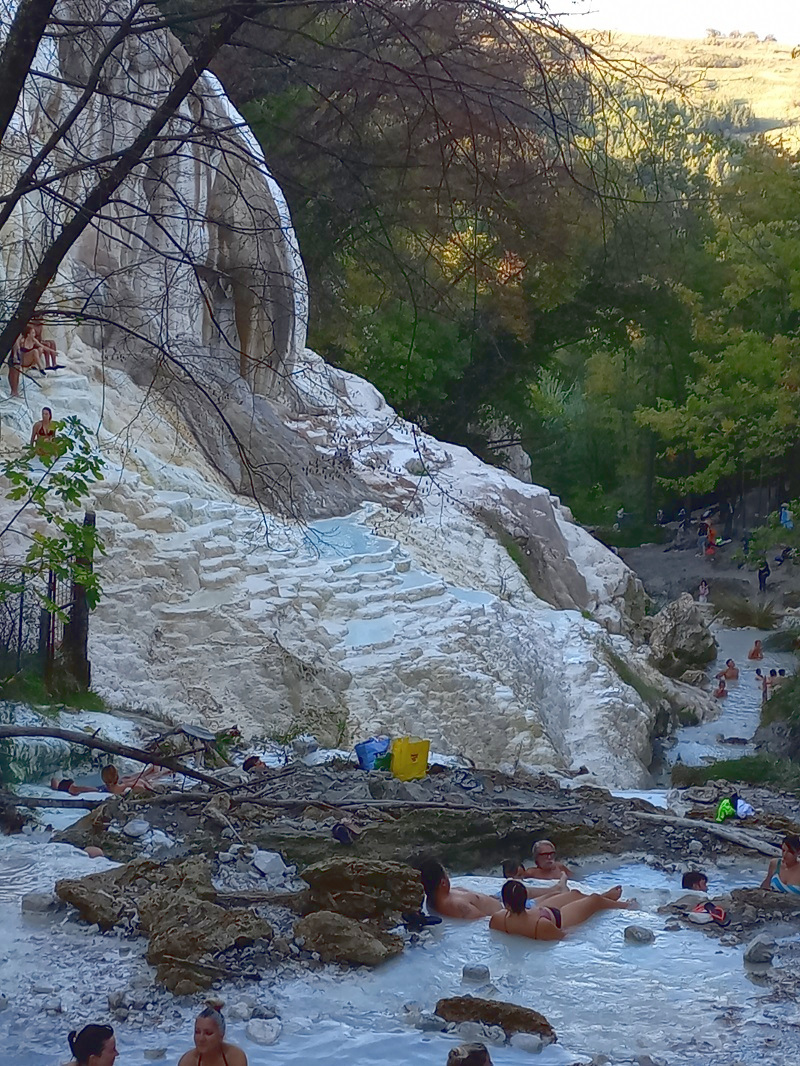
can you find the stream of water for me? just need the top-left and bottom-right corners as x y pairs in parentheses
(665, 624), (796, 768)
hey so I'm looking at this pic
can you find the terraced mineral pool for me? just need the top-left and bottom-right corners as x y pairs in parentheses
(0, 834), (795, 1066)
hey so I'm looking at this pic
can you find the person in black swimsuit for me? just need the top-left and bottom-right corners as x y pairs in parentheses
(67, 1023), (117, 1066)
(178, 1000), (248, 1066)
(9, 324), (45, 396)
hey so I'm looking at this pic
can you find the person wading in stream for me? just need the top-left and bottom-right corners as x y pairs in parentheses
(178, 1000), (247, 1066)
(67, 1024), (117, 1066)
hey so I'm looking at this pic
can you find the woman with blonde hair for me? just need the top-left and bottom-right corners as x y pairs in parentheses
(178, 1000), (247, 1066)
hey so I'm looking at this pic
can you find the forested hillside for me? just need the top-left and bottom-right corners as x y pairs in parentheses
(195, 7), (800, 532)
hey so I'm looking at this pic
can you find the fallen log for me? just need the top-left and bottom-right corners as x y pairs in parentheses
(5, 794), (105, 809)
(633, 810), (780, 856)
(0, 725), (222, 787)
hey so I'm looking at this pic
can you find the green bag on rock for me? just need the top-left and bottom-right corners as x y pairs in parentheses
(714, 798), (736, 823)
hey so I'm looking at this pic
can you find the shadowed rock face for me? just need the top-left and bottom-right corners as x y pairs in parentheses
(434, 997), (556, 1041)
(648, 593), (717, 675)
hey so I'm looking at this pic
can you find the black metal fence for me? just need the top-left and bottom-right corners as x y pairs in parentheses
(0, 565), (47, 676)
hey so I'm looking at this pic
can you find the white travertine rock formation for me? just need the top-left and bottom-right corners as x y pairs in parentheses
(0, 1), (675, 785)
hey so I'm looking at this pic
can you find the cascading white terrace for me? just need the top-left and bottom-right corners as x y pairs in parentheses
(0, 0), (697, 786)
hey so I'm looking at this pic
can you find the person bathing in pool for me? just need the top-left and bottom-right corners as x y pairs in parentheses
(490, 878), (635, 941)
(178, 999), (247, 1066)
(522, 839), (575, 879)
(760, 835), (800, 895)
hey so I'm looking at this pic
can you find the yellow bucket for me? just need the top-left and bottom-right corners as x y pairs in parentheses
(391, 736), (430, 780)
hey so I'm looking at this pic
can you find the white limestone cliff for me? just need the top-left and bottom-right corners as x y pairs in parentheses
(0, 1), (688, 786)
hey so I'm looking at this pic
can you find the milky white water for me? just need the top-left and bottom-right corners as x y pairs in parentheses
(1, 824), (794, 1066)
(669, 626), (796, 766)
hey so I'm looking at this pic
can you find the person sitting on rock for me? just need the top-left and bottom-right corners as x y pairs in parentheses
(67, 1023), (117, 1066)
(715, 659), (739, 681)
(8, 323), (45, 396)
(50, 775), (99, 796)
(761, 835), (800, 895)
(522, 839), (575, 879)
(30, 316), (63, 371)
(713, 678), (728, 699)
(748, 639), (764, 660)
(447, 1044), (493, 1066)
(178, 999), (247, 1066)
(489, 878), (635, 942)
(30, 406), (56, 451)
(681, 871), (708, 893)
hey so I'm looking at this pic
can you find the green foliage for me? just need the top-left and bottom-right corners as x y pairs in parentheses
(745, 498), (800, 562)
(605, 647), (669, 707)
(713, 594), (780, 629)
(0, 670), (105, 711)
(763, 629), (800, 653)
(671, 754), (800, 790)
(759, 675), (800, 727)
(0, 416), (105, 614)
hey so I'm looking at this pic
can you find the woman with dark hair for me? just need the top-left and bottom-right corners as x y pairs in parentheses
(178, 999), (247, 1066)
(761, 835), (800, 895)
(490, 879), (635, 941)
(30, 406), (55, 449)
(67, 1024), (116, 1066)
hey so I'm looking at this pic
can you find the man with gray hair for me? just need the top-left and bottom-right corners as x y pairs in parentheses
(524, 839), (574, 880)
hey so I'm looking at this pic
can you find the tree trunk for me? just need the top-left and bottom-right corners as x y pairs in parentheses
(0, 3), (256, 361)
(0, 0), (57, 145)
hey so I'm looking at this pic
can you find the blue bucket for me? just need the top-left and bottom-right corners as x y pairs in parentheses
(354, 736), (390, 770)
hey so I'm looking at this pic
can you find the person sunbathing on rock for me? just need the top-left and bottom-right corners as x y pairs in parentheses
(760, 835), (800, 896)
(50, 775), (99, 796)
(178, 999), (247, 1066)
(8, 324), (45, 396)
(747, 639), (763, 660)
(67, 1023), (117, 1066)
(715, 659), (739, 681)
(522, 839), (575, 879)
(101, 763), (168, 795)
(489, 878), (635, 942)
(30, 316), (63, 371)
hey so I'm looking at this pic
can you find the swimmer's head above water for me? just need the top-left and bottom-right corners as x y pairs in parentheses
(502, 858), (525, 879)
(419, 858), (448, 900)
(500, 879), (528, 914)
(68, 1024), (116, 1066)
(194, 998), (226, 1056)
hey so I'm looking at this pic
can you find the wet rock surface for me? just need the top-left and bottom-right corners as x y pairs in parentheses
(434, 996), (556, 1041)
(300, 857), (423, 918)
(647, 593), (717, 675)
(56, 856), (271, 992)
(293, 910), (404, 966)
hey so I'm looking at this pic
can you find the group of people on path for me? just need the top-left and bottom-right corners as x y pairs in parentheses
(67, 1000), (246, 1066)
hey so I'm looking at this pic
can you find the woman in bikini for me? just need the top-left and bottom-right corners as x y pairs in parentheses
(178, 1000), (247, 1066)
(66, 1023), (117, 1066)
(30, 406), (56, 449)
(489, 878), (635, 942)
(761, 835), (800, 895)
(9, 324), (45, 396)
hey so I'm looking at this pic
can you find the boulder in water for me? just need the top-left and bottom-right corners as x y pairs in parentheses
(434, 996), (555, 1042)
(293, 910), (403, 966)
(647, 594), (717, 676)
